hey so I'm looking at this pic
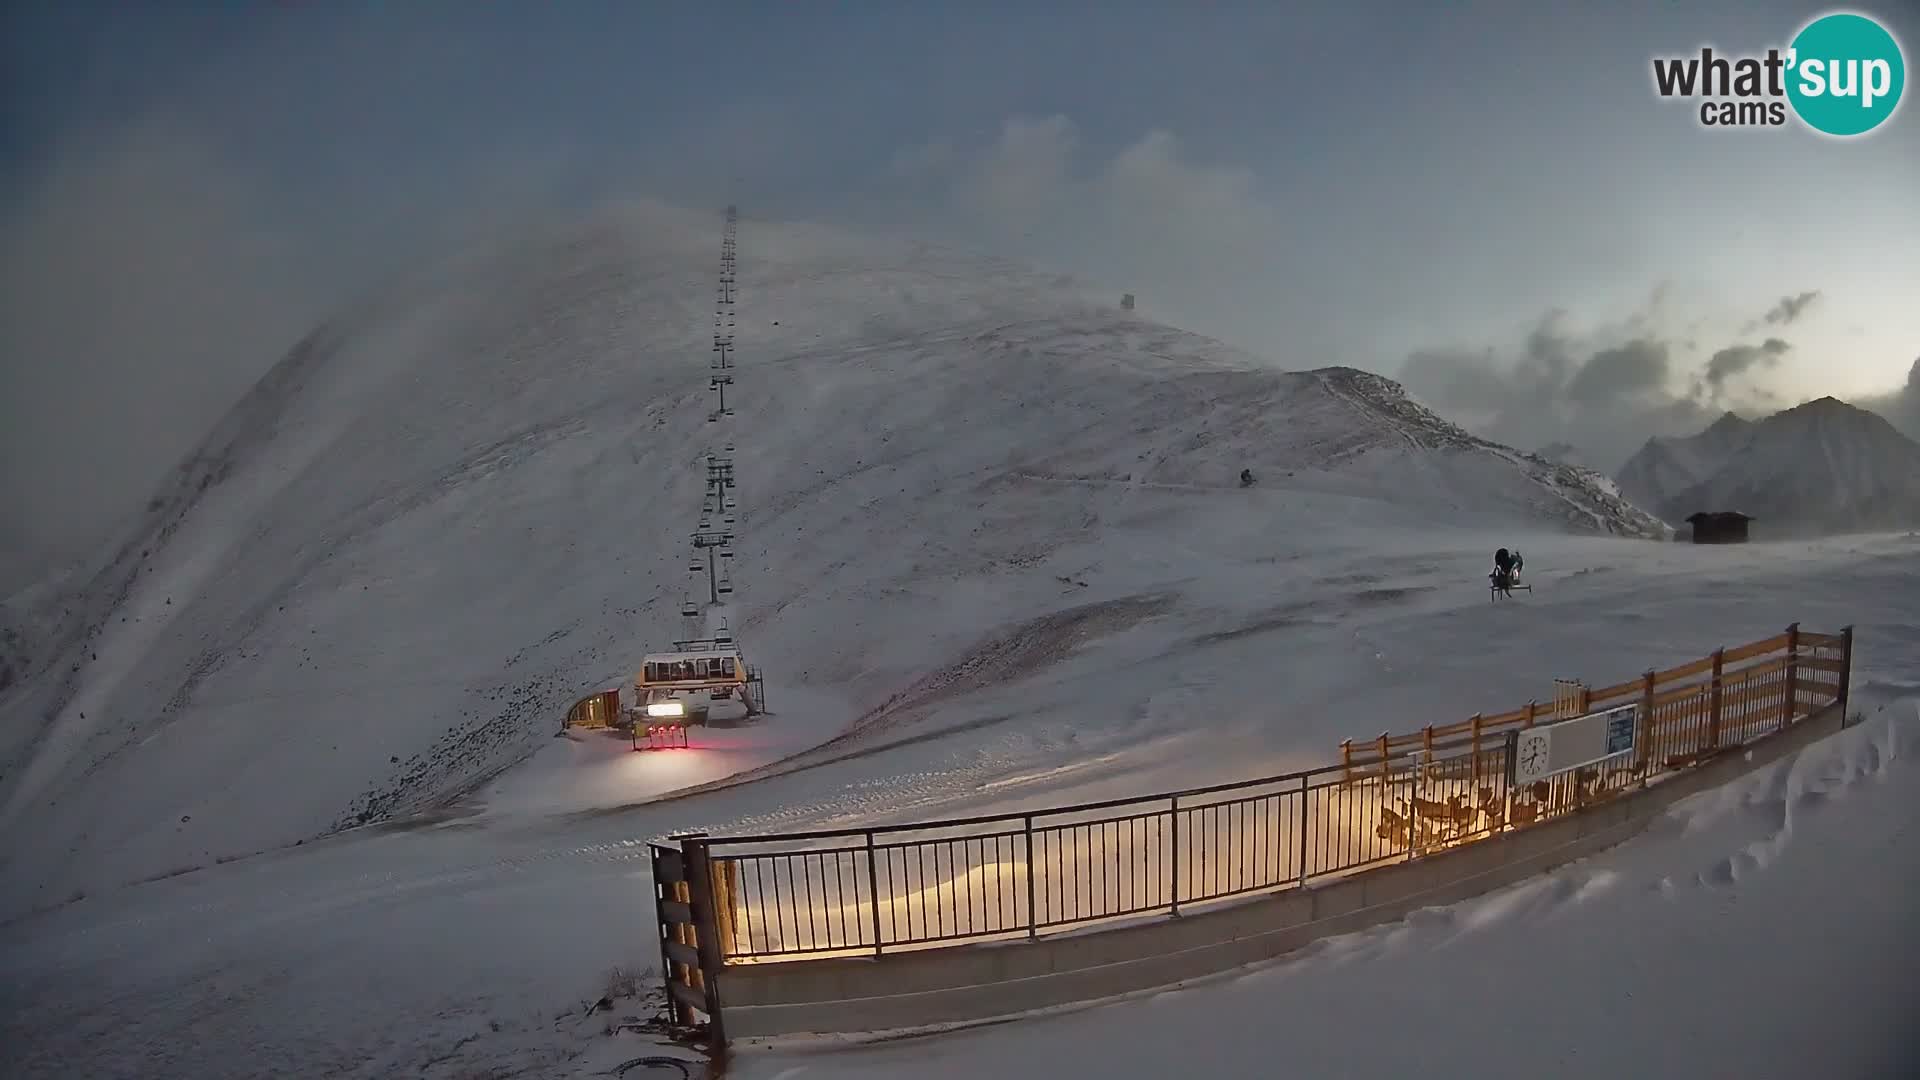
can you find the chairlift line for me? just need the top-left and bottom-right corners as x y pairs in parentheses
(614, 201), (766, 743)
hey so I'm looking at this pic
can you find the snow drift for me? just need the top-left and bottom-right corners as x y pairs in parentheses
(0, 202), (1666, 917)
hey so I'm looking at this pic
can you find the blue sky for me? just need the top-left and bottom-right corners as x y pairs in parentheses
(3, 1), (1918, 567)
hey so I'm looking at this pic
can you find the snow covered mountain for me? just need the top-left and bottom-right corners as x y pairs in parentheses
(1614, 411), (1756, 515)
(0, 202), (1665, 915)
(1616, 399), (1920, 535)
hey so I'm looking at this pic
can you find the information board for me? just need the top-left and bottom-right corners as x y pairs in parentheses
(1510, 702), (1640, 785)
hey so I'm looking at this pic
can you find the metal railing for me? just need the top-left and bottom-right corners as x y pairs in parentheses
(674, 626), (1850, 963)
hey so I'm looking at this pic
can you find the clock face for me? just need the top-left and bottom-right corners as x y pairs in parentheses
(1517, 732), (1551, 778)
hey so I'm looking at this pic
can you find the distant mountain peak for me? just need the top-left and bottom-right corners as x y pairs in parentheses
(1615, 394), (1920, 536)
(1780, 395), (1867, 419)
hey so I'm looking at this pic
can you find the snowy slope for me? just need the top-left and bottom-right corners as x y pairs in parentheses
(1, 202), (1665, 917)
(3, 529), (1916, 1079)
(1617, 399), (1920, 535)
(735, 699), (1920, 1080)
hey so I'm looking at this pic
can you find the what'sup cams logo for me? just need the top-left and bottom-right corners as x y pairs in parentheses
(1652, 10), (1905, 136)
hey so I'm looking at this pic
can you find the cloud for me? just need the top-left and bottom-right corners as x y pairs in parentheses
(1396, 296), (1920, 475)
(1566, 339), (1670, 406)
(1856, 354), (1920, 440)
(0, 112), (608, 576)
(882, 115), (1289, 335)
(0, 118), (321, 565)
(938, 115), (1280, 250)
(1703, 337), (1790, 392)
(1393, 295), (1795, 473)
(1763, 289), (1822, 326)
(888, 138), (955, 180)
(954, 115), (1079, 232)
(1740, 289), (1823, 333)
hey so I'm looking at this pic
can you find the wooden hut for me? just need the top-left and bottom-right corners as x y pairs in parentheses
(1685, 511), (1752, 544)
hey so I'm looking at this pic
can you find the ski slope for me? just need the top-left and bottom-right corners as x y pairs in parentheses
(2, 201), (1655, 919)
(3, 204), (1916, 1077)
(3, 528), (1917, 1079)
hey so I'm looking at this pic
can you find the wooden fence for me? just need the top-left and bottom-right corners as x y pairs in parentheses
(1340, 623), (1851, 781)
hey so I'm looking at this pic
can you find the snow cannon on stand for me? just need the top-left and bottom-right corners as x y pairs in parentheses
(1489, 547), (1531, 602)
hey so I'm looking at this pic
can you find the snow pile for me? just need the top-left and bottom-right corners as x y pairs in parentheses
(1616, 399), (1920, 535)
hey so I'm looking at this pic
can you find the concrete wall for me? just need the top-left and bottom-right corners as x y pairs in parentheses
(715, 703), (1847, 1040)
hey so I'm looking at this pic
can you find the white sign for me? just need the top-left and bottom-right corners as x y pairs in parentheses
(1511, 703), (1640, 784)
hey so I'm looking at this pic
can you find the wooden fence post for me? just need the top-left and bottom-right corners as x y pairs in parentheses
(1783, 622), (1801, 732)
(681, 836), (730, 1056)
(1635, 664), (1666, 772)
(1635, 669), (1656, 773)
(1706, 647), (1724, 752)
(1839, 625), (1855, 718)
(649, 844), (691, 1027)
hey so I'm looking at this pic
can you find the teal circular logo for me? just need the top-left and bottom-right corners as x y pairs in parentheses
(1787, 12), (1906, 136)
